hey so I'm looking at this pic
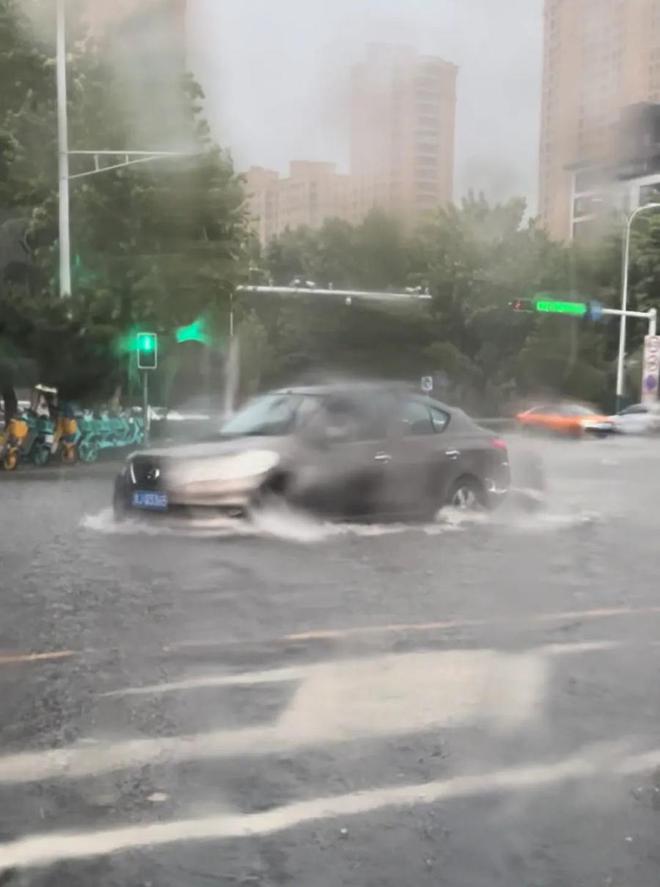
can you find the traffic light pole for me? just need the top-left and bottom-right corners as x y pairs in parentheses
(511, 297), (658, 406)
(616, 203), (660, 411)
(142, 372), (149, 447)
(235, 284), (432, 304)
(601, 305), (657, 336)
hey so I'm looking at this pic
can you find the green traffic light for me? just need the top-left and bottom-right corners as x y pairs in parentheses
(535, 299), (587, 317)
(136, 332), (158, 369)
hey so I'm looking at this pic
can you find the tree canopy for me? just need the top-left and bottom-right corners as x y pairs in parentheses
(0, 0), (247, 401)
(1, 0), (655, 414)
(241, 197), (638, 412)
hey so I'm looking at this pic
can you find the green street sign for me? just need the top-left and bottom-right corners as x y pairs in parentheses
(535, 298), (587, 317)
(175, 317), (211, 345)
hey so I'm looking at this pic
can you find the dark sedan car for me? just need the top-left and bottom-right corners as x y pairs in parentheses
(113, 383), (510, 522)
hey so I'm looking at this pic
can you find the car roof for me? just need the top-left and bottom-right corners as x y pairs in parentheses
(273, 383), (457, 413)
(274, 381), (406, 396)
(270, 384), (483, 432)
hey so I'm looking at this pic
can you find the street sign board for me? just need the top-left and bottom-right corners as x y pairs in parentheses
(420, 376), (433, 393)
(641, 335), (660, 404)
(176, 317), (211, 345)
(535, 299), (587, 317)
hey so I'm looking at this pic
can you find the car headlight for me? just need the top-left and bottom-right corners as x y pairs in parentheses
(172, 450), (280, 486)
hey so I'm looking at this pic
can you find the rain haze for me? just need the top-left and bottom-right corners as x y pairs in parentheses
(8, 1), (660, 885)
(189, 0), (544, 208)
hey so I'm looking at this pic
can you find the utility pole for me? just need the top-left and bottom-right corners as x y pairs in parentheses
(54, 0), (191, 299)
(56, 0), (71, 298)
(616, 202), (660, 411)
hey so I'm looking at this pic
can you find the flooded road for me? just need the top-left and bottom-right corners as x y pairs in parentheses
(2, 436), (660, 885)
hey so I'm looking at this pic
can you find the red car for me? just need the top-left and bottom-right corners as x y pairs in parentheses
(516, 403), (614, 438)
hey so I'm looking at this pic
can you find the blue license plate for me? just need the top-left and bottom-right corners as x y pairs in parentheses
(132, 490), (168, 511)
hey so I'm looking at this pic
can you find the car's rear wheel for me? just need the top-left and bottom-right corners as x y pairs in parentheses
(447, 476), (485, 511)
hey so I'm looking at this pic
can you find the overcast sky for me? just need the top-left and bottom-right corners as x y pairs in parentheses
(188, 0), (543, 211)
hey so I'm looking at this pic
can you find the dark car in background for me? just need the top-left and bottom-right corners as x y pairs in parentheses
(113, 383), (511, 522)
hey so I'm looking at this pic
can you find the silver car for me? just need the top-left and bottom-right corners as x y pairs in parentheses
(610, 403), (660, 435)
(113, 383), (511, 522)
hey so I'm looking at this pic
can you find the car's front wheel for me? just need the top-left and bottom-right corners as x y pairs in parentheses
(250, 473), (291, 516)
(447, 476), (485, 511)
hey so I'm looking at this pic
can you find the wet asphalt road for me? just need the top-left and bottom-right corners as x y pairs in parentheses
(2, 437), (660, 886)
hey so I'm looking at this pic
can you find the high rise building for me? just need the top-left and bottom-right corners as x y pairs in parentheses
(244, 162), (353, 243)
(244, 44), (457, 243)
(539, 0), (660, 240)
(350, 45), (457, 223)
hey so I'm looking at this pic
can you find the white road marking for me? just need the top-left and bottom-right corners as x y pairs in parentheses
(102, 665), (304, 698)
(103, 641), (616, 699)
(0, 648), (548, 785)
(0, 740), (652, 873)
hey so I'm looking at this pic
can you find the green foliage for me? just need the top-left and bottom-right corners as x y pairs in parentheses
(0, 0), (247, 401)
(257, 194), (650, 411)
(1, 0), (656, 412)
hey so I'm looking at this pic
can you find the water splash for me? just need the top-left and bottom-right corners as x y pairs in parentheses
(81, 504), (466, 543)
(81, 497), (598, 544)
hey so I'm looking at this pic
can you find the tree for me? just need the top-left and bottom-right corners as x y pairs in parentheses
(0, 0), (249, 401)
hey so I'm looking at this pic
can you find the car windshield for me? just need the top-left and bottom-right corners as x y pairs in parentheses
(561, 404), (597, 416)
(220, 393), (313, 436)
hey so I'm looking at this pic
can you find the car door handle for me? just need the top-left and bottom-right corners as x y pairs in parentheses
(374, 452), (391, 463)
(445, 449), (461, 459)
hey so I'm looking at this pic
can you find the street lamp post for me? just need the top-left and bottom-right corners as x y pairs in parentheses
(616, 202), (660, 411)
(56, 0), (71, 298)
(55, 0), (191, 298)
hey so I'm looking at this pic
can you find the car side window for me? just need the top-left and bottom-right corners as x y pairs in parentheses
(321, 397), (387, 442)
(401, 400), (434, 436)
(430, 406), (449, 432)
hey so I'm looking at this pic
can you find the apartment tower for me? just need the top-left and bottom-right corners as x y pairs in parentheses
(540, 0), (660, 240)
(244, 44), (457, 243)
(350, 44), (457, 223)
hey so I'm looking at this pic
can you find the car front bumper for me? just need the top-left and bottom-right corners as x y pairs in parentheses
(113, 472), (256, 520)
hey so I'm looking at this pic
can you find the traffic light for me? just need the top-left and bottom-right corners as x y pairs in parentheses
(137, 332), (158, 370)
(535, 298), (587, 317)
(509, 299), (535, 312)
(510, 297), (591, 317)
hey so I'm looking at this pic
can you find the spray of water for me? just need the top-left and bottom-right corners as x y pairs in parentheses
(81, 495), (597, 545)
